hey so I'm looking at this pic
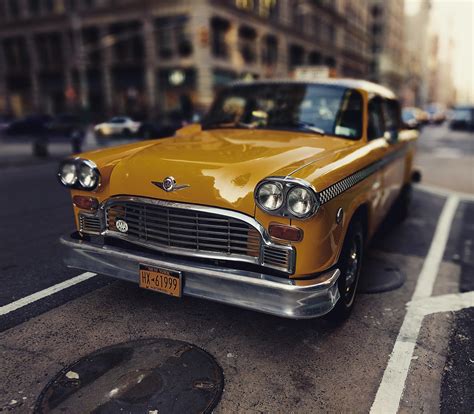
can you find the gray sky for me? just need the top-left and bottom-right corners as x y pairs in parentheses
(406, 0), (474, 103)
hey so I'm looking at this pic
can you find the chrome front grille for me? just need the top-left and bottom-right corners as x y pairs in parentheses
(105, 200), (261, 259)
(97, 197), (295, 273)
(78, 214), (102, 234)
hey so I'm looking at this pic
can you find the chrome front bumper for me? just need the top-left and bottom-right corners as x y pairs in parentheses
(60, 234), (340, 319)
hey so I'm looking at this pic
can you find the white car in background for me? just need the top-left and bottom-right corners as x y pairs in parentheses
(94, 116), (142, 137)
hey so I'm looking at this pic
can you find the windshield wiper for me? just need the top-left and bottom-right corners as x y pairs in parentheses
(295, 122), (325, 135)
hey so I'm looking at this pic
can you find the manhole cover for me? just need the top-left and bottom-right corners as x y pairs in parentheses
(35, 338), (224, 414)
(358, 254), (405, 293)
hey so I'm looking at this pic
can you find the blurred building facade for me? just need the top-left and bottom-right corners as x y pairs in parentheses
(0, 0), (372, 118)
(368, 0), (405, 97)
(402, 0), (431, 107)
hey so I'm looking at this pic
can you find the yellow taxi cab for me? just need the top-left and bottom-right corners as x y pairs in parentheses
(58, 79), (418, 321)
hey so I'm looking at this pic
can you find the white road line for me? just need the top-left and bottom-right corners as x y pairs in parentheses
(370, 195), (459, 414)
(417, 184), (474, 202)
(411, 291), (474, 316)
(0, 272), (97, 316)
(412, 195), (459, 299)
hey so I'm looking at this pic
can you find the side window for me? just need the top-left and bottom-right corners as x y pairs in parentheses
(368, 97), (384, 140)
(382, 99), (401, 131)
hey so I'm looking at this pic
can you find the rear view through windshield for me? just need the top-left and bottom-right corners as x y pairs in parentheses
(203, 83), (363, 139)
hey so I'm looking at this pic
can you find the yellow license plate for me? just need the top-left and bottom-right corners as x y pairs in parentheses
(139, 264), (182, 297)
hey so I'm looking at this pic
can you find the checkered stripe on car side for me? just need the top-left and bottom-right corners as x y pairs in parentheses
(318, 147), (407, 205)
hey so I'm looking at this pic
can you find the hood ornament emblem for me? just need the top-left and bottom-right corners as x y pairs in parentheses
(152, 176), (190, 192)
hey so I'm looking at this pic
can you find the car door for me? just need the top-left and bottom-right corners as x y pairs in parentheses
(381, 98), (405, 210)
(367, 96), (389, 230)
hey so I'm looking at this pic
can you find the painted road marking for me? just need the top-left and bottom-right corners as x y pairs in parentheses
(418, 184), (474, 202)
(412, 196), (460, 299)
(370, 195), (468, 414)
(0, 272), (97, 316)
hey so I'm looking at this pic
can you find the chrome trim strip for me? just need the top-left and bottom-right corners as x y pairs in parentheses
(60, 234), (340, 319)
(285, 160), (319, 179)
(98, 196), (296, 274)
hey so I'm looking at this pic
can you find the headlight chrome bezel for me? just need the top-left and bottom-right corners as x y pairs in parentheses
(255, 177), (320, 220)
(58, 158), (101, 191)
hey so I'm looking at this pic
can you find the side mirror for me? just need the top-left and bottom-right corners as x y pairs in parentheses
(384, 129), (399, 143)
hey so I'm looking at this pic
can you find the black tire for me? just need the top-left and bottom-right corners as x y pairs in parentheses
(395, 183), (412, 222)
(326, 220), (364, 323)
(122, 128), (131, 137)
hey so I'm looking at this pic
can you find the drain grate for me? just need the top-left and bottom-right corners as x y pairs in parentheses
(35, 338), (224, 414)
(358, 254), (406, 293)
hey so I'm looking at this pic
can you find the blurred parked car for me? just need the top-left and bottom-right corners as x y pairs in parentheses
(139, 111), (190, 139)
(0, 114), (15, 134)
(449, 105), (474, 131)
(47, 113), (86, 138)
(94, 116), (141, 138)
(424, 103), (446, 124)
(402, 107), (428, 129)
(402, 108), (420, 129)
(4, 114), (52, 136)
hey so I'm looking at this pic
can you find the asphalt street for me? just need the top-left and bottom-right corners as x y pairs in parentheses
(0, 124), (473, 413)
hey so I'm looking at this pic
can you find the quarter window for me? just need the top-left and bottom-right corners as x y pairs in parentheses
(368, 97), (385, 140)
(382, 99), (401, 131)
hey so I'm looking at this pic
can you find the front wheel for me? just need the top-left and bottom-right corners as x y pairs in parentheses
(395, 183), (412, 222)
(327, 220), (364, 323)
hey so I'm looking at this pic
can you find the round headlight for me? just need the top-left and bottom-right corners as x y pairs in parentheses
(78, 161), (99, 189)
(59, 162), (78, 186)
(287, 186), (317, 218)
(256, 182), (284, 211)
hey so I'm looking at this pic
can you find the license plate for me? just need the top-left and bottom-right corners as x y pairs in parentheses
(139, 264), (182, 297)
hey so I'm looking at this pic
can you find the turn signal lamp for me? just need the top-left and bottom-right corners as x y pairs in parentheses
(269, 224), (303, 242)
(73, 195), (99, 211)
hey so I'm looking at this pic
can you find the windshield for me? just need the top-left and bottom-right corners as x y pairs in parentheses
(203, 83), (363, 139)
(110, 117), (127, 123)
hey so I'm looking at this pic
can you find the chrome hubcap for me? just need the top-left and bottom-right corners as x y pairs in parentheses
(344, 240), (360, 297)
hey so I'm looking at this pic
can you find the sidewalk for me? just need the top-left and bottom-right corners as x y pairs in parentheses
(0, 133), (133, 169)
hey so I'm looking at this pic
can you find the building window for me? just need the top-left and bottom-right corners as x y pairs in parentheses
(82, 27), (101, 66)
(371, 5), (382, 18)
(235, 0), (278, 18)
(235, 0), (254, 12)
(28, 0), (41, 16)
(44, 0), (54, 12)
(211, 17), (230, 59)
(155, 15), (192, 59)
(289, 44), (304, 69)
(7, 0), (20, 18)
(2, 37), (30, 70)
(238, 25), (257, 64)
(34, 32), (63, 69)
(262, 35), (278, 66)
(325, 56), (336, 68)
(308, 51), (321, 65)
(259, 0), (278, 18)
(109, 21), (144, 63)
(292, 5), (305, 32)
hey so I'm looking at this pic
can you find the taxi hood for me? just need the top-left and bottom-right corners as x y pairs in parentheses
(107, 128), (355, 216)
